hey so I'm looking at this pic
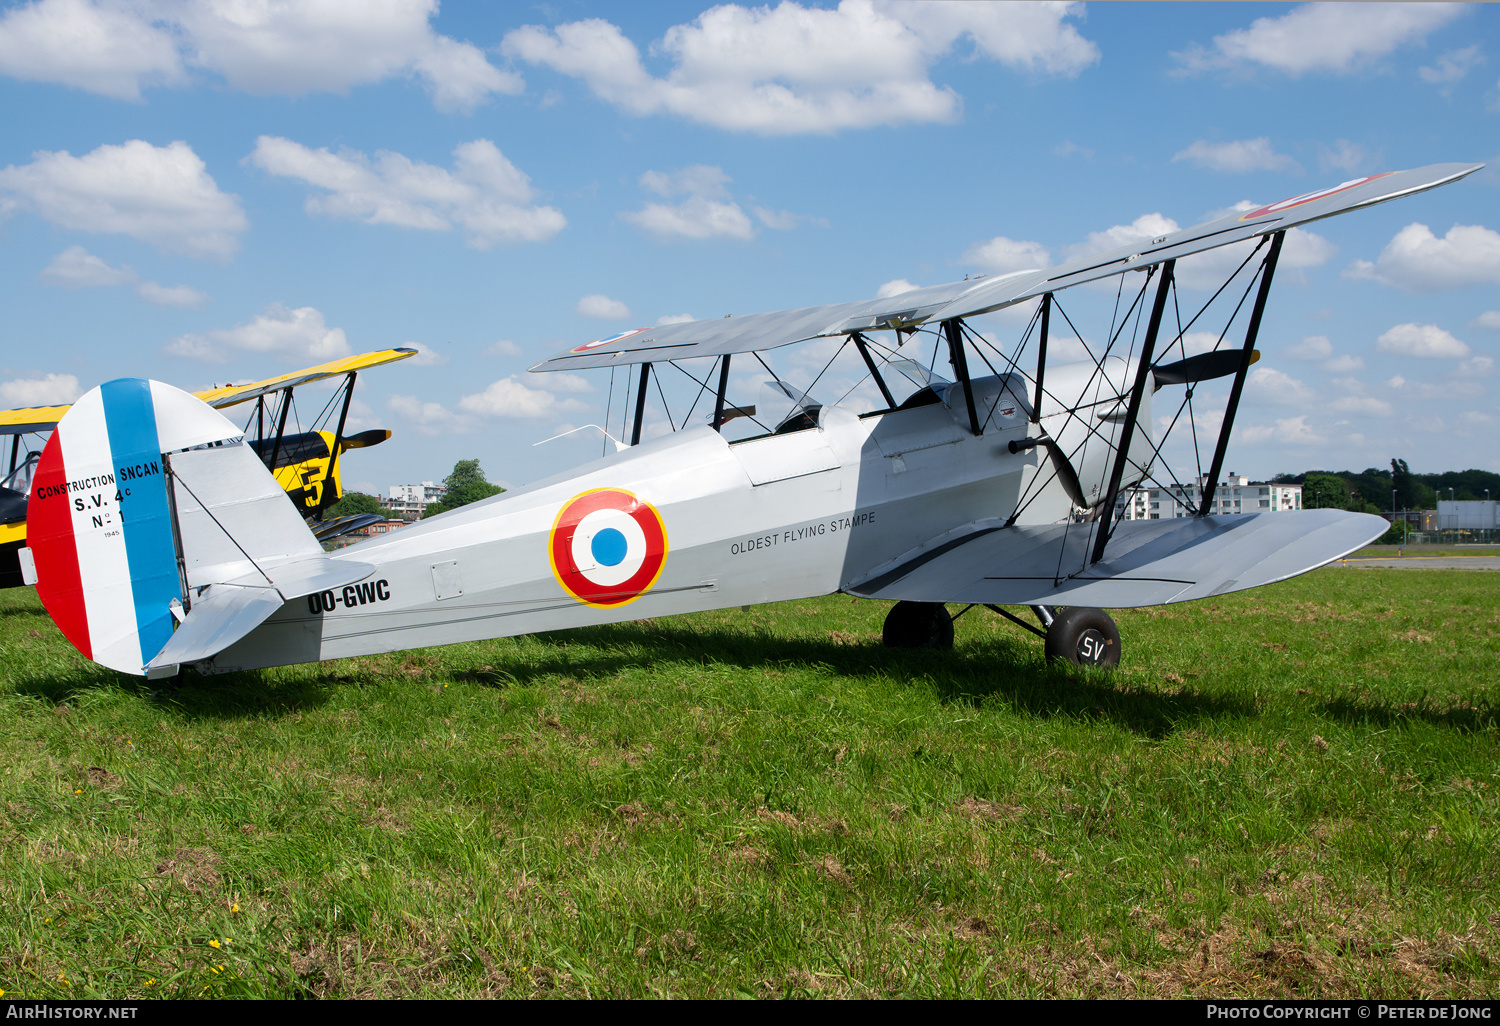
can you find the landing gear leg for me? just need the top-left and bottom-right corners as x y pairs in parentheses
(1042, 607), (1120, 668)
(882, 601), (954, 650)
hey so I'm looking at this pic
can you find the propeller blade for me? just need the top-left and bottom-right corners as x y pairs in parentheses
(342, 428), (393, 449)
(1042, 438), (1089, 509)
(1152, 349), (1259, 389)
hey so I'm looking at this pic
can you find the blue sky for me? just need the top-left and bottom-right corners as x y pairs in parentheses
(0, 1), (1495, 495)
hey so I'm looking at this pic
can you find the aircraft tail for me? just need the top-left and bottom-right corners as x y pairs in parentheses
(26, 379), (372, 676)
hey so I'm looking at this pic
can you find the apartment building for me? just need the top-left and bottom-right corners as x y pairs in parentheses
(383, 481), (448, 520)
(1116, 474), (1302, 520)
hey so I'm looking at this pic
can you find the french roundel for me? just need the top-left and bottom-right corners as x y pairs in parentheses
(549, 488), (668, 607)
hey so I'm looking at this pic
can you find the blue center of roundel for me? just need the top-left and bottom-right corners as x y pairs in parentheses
(591, 528), (628, 567)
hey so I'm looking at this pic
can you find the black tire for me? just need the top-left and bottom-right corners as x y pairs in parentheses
(882, 601), (954, 650)
(1044, 607), (1120, 668)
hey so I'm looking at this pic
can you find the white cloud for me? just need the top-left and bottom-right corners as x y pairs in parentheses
(621, 165), (760, 241)
(1172, 138), (1300, 174)
(1420, 45), (1484, 85)
(1458, 410), (1494, 434)
(1316, 139), (1373, 174)
(1063, 213), (1179, 265)
(622, 195), (755, 241)
(134, 280), (210, 309)
(576, 294), (631, 320)
(486, 339), (523, 356)
(40, 244), (134, 288)
(0, 140), (246, 260)
(1053, 140), (1093, 159)
(962, 235), (1050, 274)
(0, 0), (182, 100)
(1241, 415), (1326, 446)
(876, 278), (919, 299)
(1472, 311), (1500, 331)
(1323, 354), (1366, 374)
(1280, 335), (1363, 373)
(401, 342), (448, 367)
(1173, 3), (1465, 76)
(249, 136), (565, 249)
(166, 303), (351, 363)
(1331, 395), (1393, 416)
(1375, 323), (1471, 359)
(386, 394), (473, 435)
(1284, 335), (1332, 361)
(458, 376), (589, 419)
(752, 206), (809, 231)
(547, 373), (597, 394)
(0, 372), (81, 407)
(640, 164), (731, 199)
(657, 313), (695, 325)
(1344, 223), (1500, 293)
(1458, 356), (1495, 378)
(0, 0), (520, 112)
(502, 1), (1097, 136)
(1246, 366), (1316, 406)
(39, 245), (210, 308)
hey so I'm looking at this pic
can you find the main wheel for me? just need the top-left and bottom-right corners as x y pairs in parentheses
(882, 601), (954, 650)
(1044, 607), (1120, 667)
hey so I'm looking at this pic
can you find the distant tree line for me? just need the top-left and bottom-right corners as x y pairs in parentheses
(1272, 460), (1500, 513)
(1269, 460), (1500, 545)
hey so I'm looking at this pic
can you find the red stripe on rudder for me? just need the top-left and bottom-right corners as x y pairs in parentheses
(29, 429), (91, 660)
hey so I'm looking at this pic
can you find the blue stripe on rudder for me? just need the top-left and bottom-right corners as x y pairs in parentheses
(100, 379), (181, 665)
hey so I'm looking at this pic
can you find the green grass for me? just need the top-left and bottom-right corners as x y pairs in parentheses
(0, 569), (1496, 998)
(1351, 545), (1500, 558)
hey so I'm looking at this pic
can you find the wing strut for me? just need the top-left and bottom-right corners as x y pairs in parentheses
(327, 371), (356, 489)
(1091, 260), (1175, 566)
(267, 388), (293, 474)
(711, 355), (732, 432)
(630, 362), (652, 445)
(1200, 230), (1285, 515)
(851, 333), (897, 409)
(1032, 293), (1052, 421)
(943, 319), (981, 435)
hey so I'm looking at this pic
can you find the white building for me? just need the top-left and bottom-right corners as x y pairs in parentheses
(1117, 474), (1302, 520)
(384, 481), (447, 519)
(1437, 500), (1500, 530)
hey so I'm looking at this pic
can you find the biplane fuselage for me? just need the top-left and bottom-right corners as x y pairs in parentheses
(208, 373), (1070, 670)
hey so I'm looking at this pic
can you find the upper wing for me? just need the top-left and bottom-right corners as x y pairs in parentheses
(0, 348), (418, 434)
(0, 405), (72, 435)
(192, 347), (417, 409)
(530, 162), (1481, 374)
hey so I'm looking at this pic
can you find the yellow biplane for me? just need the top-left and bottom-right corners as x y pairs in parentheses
(0, 348), (415, 588)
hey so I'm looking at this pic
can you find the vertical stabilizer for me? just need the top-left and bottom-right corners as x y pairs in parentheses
(26, 378), (346, 675)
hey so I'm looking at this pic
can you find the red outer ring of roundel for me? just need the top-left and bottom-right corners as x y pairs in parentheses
(549, 488), (668, 608)
(571, 328), (649, 354)
(1238, 172), (1393, 222)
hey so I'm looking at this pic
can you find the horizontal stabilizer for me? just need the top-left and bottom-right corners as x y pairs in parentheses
(147, 585), (287, 671)
(224, 555), (375, 597)
(846, 509), (1388, 608)
(148, 556), (374, 670)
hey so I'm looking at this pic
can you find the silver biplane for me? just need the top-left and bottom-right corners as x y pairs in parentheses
(18, 162), (1481, 678)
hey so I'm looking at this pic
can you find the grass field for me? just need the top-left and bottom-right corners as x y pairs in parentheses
(0, 569), (1496, 999)
(1352, 546), (1500, 559)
